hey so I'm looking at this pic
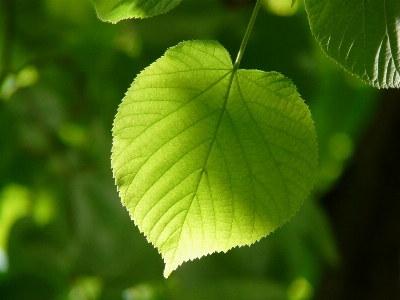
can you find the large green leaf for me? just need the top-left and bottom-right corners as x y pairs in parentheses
(111, 40), (318, 277)
(305, 0), (400, 88)
(92, 0), (181, 22)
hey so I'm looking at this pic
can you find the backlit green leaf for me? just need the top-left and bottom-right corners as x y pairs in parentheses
(305, 0), (400, 88)
(111, 40), (318, 277)
(92, 0), (181, 22)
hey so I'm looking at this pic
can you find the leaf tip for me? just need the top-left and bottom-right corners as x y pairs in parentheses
(163, 268), (172, 279)
(162, 259), (180, 278)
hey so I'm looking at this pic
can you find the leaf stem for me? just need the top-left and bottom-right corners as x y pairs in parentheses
(233, 0), (263, 71)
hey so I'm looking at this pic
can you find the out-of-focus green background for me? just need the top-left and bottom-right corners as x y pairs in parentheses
(1, 0), (399, 299)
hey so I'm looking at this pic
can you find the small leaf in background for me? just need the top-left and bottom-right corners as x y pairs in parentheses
(111, 40), (318, 277)
(263, 0), (299, 16)
(305, 0), (400, 88)
(92, 0), (182, 22)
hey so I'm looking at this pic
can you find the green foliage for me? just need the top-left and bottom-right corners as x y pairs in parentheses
(92, 0), (182, 22)
(112, 40), (318, 277)
(106, 0), (398, 277)
(0, 0), (388, 298)
(305, 0), (400, 88)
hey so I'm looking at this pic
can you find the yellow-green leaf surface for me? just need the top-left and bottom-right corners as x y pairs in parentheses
(305, 0), (400, 88)
(112, 40), (318, 277)
(92, 0), (181, 22)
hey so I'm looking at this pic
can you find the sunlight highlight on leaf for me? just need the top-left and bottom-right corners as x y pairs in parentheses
(112, 40), (318, 277)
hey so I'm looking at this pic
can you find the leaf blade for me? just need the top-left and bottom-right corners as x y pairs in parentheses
(92, 0), (182, 22)
(305, 0), (400, 88)
(112, 40), (318, 277)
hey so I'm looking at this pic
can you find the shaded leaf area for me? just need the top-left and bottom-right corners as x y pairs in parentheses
(112, 40), (317, 277)
(305, 0), (400, 88)
(0, 0), (379, 299)
(92, 0), (182, 22)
